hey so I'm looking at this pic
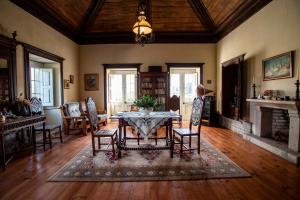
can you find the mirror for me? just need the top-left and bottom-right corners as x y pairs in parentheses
(0, 57), (9, 101)
(0, 35), (17, 103)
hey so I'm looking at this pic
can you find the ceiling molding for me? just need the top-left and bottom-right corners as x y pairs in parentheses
(10, 0), (78, 41)
(187, 0), (216, 32)
(78, 32), (216, 44)
(214, 0), (272, 40)
(79, 0), (106, 33)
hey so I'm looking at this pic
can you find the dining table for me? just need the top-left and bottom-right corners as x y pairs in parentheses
(111, 111), (180, 158)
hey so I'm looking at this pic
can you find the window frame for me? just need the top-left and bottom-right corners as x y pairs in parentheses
(23, 44), (64, 107)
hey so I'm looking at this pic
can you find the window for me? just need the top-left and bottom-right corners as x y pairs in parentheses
(31, 67), (54, 106)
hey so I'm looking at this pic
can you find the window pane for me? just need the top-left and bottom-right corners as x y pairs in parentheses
(184, 73), (197, 102)
(170, 74), (180, 97)
(125, 74), (135, 102)
(110, 74), (123, 102)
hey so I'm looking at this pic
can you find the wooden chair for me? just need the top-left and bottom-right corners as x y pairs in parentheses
(80, 101), (108, 127)
(168, 95), (182, 127)
(61, 102), (89, 135)
(85, 97), (117, 157)
(173, 97), (205, 157)
(30, 97), (62, 150)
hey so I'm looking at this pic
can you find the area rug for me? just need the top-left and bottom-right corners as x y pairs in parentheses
(48, 138), (250, 182)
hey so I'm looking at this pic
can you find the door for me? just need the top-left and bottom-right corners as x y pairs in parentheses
(170, 68), (200, 120)
(107, 69), (137, 116)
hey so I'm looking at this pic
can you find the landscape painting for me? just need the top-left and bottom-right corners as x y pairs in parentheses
(263, 51), (293, 81)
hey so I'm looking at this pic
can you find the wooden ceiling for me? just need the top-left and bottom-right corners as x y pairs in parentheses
(10, 0), (271, 44)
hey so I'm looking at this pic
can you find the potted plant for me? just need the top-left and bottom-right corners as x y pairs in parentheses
(133, 95), (158, 114)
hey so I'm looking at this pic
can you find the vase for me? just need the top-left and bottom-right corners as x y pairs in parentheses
(139, 107), (153, 115)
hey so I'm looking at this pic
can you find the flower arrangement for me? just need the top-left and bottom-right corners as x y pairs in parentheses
(133, 95), (158, 109)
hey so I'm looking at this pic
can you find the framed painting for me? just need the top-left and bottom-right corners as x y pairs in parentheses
(263, 51), (293, 81)
(84, 73), (99, 91)
(64, 79), (70, 89)
(69, 74), (74, 84)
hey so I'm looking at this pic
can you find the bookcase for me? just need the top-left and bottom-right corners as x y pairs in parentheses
(139, 72), (168, 111)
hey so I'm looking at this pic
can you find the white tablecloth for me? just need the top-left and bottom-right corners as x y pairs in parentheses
(115, 112), (178, 140)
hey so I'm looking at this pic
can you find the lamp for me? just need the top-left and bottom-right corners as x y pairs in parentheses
(132, 0), (153, 46)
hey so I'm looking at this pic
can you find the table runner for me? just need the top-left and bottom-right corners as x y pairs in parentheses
(115, 112), (178, 140)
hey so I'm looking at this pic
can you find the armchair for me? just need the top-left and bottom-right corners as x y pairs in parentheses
(61, 102), (89, 135)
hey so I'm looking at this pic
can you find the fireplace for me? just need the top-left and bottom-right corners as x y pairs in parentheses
(247, 99), (300, 164)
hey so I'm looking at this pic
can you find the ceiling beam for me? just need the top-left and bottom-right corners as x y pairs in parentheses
(187, 0), (216, 32)
(79, 0), (106, 33)
(77, 32), (216, 44)
(10, 0), (77, 41)
(215, 0), (272, 39)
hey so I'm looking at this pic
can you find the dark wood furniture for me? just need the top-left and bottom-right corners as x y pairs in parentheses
(85, 97), (117, 157)
(139, 71), (168, 111)
(0, 115), (45, 171)
(30, 97), (62, 150)
(173, 97), (205, 157)
(0, 35), (17, 103)
(61, 102), (89, 135)
(168, 95), (182, 127)
(222, 54), (245, 120)
(202, 95), (216, 126)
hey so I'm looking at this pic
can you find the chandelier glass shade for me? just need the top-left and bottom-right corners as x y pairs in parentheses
(132, 1), (153, 46)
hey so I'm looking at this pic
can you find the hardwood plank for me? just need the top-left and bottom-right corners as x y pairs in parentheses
(0, 122), (300, 200)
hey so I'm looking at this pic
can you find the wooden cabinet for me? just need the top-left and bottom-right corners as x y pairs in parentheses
(139, 72), (168, 111)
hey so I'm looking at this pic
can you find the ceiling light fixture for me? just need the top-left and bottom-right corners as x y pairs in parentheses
(132, 0), (153, 46)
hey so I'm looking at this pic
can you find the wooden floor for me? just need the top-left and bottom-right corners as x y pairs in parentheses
(1, 122), (300, 200)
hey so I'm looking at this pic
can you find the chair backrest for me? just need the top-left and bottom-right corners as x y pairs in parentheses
(189, 97), (205, 130)
(85, 97), (98, 131)
(80, 101), (87, 113)
(63, 102), (81, 117)
(130, 105), (139, 112)
(30, 97), (43, 115)
(169, 95), (180, 113)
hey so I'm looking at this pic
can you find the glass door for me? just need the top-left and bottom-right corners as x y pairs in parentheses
(107, 69), (137, 116)
(170, 68), (200, 120)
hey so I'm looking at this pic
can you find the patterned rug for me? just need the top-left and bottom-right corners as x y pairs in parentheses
(48, 138), (250, 182)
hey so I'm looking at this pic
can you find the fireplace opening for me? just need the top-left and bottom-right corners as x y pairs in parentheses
(261, 108), (289, 143)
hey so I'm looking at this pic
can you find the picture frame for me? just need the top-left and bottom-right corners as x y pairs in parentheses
(69, 75), (74, 84)
(84, 73), (99, 91)
(262, 51), (293, 81)
(64, 79), (70, 89)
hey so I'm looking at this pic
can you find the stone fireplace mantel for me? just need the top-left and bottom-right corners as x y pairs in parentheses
(247, 99), (300, 154)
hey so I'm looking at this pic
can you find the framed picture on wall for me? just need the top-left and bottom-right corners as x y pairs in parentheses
(263, 51), (293, 81)
(64, 79), (70, 89)
(84, 73), (99, 91)
(69, 75), (74, 84)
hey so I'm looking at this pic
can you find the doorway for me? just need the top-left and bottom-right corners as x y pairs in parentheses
(168, 65), (203, 120)
(104, 64), (141, 116)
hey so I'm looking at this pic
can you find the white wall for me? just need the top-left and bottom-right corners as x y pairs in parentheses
(79, 44), (217, 109)
(0, 0), (80, 102)
(217, 0), (300, 114)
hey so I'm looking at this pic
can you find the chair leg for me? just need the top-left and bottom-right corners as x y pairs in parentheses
(137, 133), (140, 145)
(197, 135), (200, 155)
(98, 137), (101, 149)
(124, 126), (127, 145)
(48, 130), (52, 149)
(165, 125), (169, 146)
(92, 136), (96, 156)
(59, 126), (63, 143)
(155, 131), (157, 145)
(180, 136), (183, 158)
(43, 129), (46, 151)
(189, 135), (192, 148)
(111, 135), (115, 158)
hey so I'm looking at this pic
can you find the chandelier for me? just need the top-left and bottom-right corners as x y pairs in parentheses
(132, 0), (153, 46)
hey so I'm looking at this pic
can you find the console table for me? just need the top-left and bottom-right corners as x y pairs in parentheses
(0, 115), (46, 171)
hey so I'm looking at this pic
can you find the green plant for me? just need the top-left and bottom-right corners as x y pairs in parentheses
(133, 95), (158, 109)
